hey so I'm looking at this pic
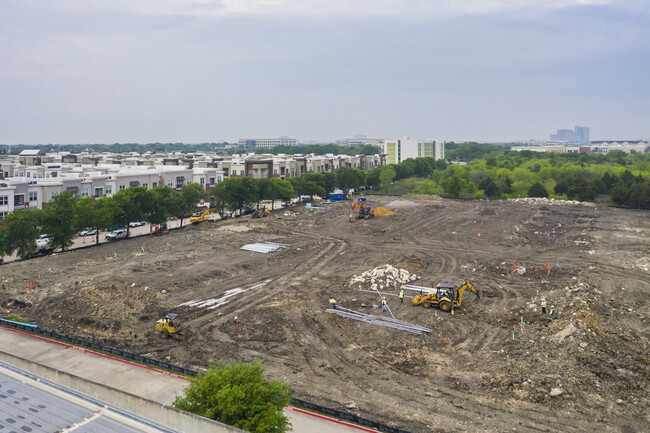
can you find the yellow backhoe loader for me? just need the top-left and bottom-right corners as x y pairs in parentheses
(412, 280), (480, 314)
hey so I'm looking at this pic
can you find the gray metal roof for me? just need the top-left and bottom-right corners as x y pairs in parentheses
(0, 363), (181, 433)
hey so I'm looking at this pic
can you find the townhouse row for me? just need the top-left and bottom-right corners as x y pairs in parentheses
(0, 151), (385, 217)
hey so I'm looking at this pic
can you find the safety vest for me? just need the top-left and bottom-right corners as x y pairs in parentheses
(541, 299), (546, 307)
(329, 299), (336, 304)
(381, 299), (386, 305)
(399, 291), (404, 298)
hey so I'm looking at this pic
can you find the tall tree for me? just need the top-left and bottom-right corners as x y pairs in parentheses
(42, 191), (82, 252)
(113, 186), (152, 236)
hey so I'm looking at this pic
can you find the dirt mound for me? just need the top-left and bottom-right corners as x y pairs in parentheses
(372, 207), (396, 216)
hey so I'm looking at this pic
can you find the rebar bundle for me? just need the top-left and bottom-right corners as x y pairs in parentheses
(326, 307), (432, 335)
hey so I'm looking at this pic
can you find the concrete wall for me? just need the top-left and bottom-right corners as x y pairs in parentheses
(0, 351), (246, 433)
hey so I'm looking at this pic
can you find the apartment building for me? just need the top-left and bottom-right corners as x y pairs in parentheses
(382, 137), (444, 164)
(238, 138), (297, 149)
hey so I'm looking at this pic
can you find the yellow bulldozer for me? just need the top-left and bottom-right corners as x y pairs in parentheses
(156, 313), (184, 339)
(411, 280), (480, 314)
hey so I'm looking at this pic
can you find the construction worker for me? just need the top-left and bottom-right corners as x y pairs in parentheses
(329, 298), (337, 309)
(541, 298), (547, 314)
(381, 298), (387, 312)
(550, 306), (556, 320)
(399, 289), (404, 304)
(233, 315), (238, 325)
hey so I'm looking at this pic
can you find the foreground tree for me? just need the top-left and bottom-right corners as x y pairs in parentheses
(173, 359), (292, 433)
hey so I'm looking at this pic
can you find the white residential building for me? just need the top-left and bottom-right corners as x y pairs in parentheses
(382, 137), (444, 164)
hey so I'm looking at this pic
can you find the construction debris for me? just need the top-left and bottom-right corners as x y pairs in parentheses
(349, 265), (418, 291)
(372, 207), (396, 216)
(240, 242), (290, 253)
(326, 306), (432, 335)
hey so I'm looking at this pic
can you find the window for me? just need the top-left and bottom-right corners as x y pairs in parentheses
(200, 177), (205, 185)
(29, 192), (37, 201)
(217, 176), (221, 182)
(0, 196), (7, 205)
(51, 191), (58, 199)
(176, 178), (184, 188)
(119, 185), (125, 190)
(186, 178), (191, 184)
(168, 180), (173, 187)
(105, 186), (112, 195)
(38, 173), (43, 178)
(0, 212), (7, 220)
(81, 188), (88, 197)
(152, 182), (157, 188)
(209, 177), (215, 185)
(241, 170), (245, 176)
(142, 183), (148, 188)
(27, 172), (31, 178)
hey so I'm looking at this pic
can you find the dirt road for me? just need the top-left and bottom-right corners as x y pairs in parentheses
(1, 195), (648, 433)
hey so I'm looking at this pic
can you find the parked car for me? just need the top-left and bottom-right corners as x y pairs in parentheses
(106, 229), (128, 241)
(79, 228), (97, 236)
(37, 234), (51, 242)
(129, 221), (146, 227)
(301, 197), (311, 203)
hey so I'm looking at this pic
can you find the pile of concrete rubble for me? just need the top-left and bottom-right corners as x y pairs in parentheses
(349, 264), (418, 291)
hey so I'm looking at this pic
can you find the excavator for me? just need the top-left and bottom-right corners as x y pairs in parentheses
(190, 208), (213, 224)
(411, 280), (480, 314)
(350, 201), (374, 221)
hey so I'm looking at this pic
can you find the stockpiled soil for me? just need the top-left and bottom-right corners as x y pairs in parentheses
(1, 195), (648, 433)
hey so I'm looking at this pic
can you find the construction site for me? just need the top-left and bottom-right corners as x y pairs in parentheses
(1, 195), (648, 433)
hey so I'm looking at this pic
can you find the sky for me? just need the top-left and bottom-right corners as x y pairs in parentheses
(1, 0), (649, 144)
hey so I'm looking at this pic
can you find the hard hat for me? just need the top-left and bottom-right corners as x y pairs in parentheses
(551, 305), (555, 308)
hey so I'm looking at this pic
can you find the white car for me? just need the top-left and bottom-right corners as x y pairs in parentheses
(106, 229), (128, 241)
(37, 234), (51, 242)
(129, 221), (146, 227)
(79, 228), (97, 236)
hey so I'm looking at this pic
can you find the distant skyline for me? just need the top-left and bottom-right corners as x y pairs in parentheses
(1, 1), (649, 144)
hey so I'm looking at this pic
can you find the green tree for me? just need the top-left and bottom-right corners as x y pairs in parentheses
(322, 172), (338, 195)
(527, 181), (549, 198)
(379, 166), (396, 192)
(212, 178), (259, 215)
(0, 209), (42, 257)
(271, 179), (294, 208)
(181, 183), (206, 212)
(42, 191), (82, 251)
(173, 359), (292, 433)
(336, 167), (366, 192)
(148, 186), (175, 225)
(77, 196), (120, 244)
(113, 186), (153, 236)
(479, 177), (500, 198)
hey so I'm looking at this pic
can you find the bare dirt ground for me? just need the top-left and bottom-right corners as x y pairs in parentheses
(1, 195), (648, 433)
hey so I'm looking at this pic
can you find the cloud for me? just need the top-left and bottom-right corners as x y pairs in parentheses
(46, 0), (645, 19)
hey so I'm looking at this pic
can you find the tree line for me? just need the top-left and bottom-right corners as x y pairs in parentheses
(364, 148), (650, 209)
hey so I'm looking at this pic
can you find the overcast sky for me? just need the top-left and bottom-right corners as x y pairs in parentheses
(1, 0), (648, 144)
